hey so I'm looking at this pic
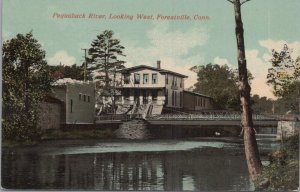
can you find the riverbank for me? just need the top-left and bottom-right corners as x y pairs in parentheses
(2, 128), (115, 148)
(256, 134), (299, 191)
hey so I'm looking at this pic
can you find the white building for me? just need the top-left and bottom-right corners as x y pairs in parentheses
(51, 78), (95, 124)
(116, 61), (187, 115)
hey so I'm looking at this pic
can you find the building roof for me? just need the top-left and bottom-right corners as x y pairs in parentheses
(183, 90), (213, 99)
(119, 65), (188, 78)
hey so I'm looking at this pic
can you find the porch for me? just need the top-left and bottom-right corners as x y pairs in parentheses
(117, 87), (166, 106)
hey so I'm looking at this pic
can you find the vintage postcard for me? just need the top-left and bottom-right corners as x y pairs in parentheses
(1, 0), (299, 191)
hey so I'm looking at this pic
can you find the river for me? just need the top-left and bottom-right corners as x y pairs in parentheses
(1, 138), (279, 191)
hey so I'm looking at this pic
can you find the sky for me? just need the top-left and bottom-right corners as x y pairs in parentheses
(2, 0), (300, 99)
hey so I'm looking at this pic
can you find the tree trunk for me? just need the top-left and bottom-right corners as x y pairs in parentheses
(233, 0), (262, 181)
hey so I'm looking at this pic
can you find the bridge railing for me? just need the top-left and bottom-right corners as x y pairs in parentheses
(147, 113), (278, 121)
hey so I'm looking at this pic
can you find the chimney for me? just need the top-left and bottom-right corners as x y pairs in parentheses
(157, 60), (161, 69)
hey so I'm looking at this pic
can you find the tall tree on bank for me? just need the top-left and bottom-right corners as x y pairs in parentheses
(2, 32), (51, 141)
(88, 30), (125, 113)
(267, 45), (300, 113)
(227, 0), (262, 181)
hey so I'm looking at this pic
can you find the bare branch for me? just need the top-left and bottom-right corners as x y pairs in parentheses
(241, 0), (252, 5)
(226, 0), (234, 4)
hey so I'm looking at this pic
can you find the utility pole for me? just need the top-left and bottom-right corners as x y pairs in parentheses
(81, 48), (88, 82)
(227, 0), (262, 182)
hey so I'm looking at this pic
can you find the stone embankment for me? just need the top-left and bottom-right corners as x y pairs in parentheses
(115, 120), (150, 139)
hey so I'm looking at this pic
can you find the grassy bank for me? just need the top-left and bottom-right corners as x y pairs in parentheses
(256, 134), (299, 191)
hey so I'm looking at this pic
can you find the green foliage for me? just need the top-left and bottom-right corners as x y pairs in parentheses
(267, 45), (300, 98)
(252, 89), (300, 115)
(191, 63), (240, 110)
(88, 30), (126, 93)
(256, 134), (299, 191)
(2, 32), (51, 141)
(49, 64), (87, 81)
(251, 94), (274, 114)
(274, 82), (300, 114)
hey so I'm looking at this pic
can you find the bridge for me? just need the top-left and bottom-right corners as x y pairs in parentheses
(96, 110), (280, 127)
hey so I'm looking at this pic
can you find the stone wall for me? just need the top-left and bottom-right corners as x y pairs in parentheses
(115, 120), (150, 139)
(277, 121), (300, 140)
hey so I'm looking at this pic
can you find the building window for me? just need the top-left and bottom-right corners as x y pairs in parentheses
(180, 78), (183, 88)
(152, 73), (158, 84)
(175, 91), (177, 106)
(124, 90), (130, 100)
(180, 92), (182, 107)
(143, 74), (149, 84)
(172, 76), (177, 87)
(79, 93), (82, 101)
(134, 73), (140, 84)
(165, 89), (168, 105)
(172, 91), (175, 106)
(152, 90), (158, 101)
(172, 77), (174, 86)
(124, 74), (130, 84)
(88, 95), (90, 102)
(70, 99), (73, 113)
(166, 74), (168, 84)
(84, 94), (86, 102)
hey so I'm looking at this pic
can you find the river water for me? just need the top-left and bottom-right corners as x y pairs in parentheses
(1, 138), (279, 191)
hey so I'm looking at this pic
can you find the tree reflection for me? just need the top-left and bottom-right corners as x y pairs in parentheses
(2, 145), (253, 191)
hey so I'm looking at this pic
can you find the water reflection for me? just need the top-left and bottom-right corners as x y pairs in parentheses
(2, 140), (256, 191)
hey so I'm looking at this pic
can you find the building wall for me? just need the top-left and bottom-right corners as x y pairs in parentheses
(122, 68), (165, 88)
(66, 82), (95, 123)
(52, 82), (95, 124)
(183, 92), (213, 111)
(165, 74), (184, 108)
(38, 102), (62, 130)
(120, 67), (186, 109)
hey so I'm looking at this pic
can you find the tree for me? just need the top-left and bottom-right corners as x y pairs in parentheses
(2, 32), (51, 141)
(191, 64), (240, 110)
(267, 45), (300, 97)
(267, 45), (300, 114)
(227, 0), (262, 182)
(251, 94), (274, 114)
(88, 30), (126, 113)
(274, 84), (300, 114)
(49, 64), (87, 81)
